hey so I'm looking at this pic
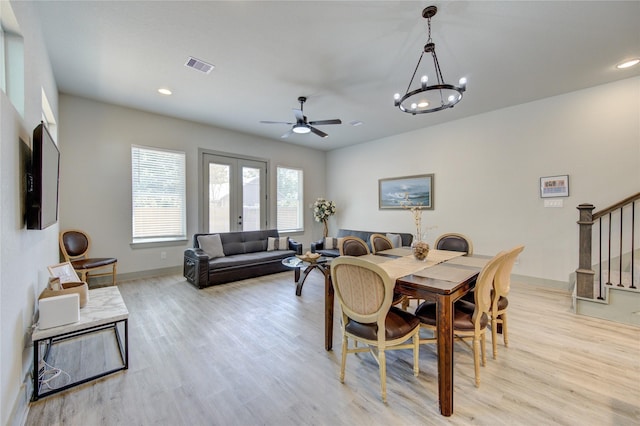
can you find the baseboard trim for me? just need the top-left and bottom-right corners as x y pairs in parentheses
(87, 265), (182, 287)
(512, 274), (570, 292)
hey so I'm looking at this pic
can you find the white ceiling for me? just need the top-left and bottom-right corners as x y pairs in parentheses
(33, 1), (640, 151)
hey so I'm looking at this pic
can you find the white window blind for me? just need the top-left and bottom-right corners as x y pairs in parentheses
(131, 145), (186, 242)
(276, 166), (303, 232)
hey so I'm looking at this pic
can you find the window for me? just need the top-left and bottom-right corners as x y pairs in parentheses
(131, 145), (186, 243)
(1, 2), (25, 116)
(276, 166), (303, 232)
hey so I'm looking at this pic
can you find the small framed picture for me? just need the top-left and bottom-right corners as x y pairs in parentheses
(48, 262), (81, 283)
(540, 175), (569, 198)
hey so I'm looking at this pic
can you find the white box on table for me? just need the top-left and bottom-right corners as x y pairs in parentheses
(38, 293), (80, 329)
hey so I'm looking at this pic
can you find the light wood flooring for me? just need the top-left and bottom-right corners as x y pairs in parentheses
(26, 270), (640, 425)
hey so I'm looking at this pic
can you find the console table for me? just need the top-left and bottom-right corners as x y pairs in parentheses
(31, 286), (129, 400)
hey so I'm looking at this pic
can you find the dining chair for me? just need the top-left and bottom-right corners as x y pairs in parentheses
(489, 245), (525, 359)
(338, 236), (370, 256)
(434, 233), (474, 255)
(340, 236), (406, 307)
(330, 256), (421, 403)
(59, 229), (118, 285)
(414, 251), (507, 387)
(370, 233), (393, 254)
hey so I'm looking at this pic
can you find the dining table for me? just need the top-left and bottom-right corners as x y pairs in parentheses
(323, 247), (492, 417)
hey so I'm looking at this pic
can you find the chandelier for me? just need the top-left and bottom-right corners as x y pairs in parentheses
(394, 6), (467, 114)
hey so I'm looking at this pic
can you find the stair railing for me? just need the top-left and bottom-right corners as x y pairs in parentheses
(576, 192), (639, 299)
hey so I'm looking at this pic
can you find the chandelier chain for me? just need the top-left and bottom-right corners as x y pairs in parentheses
(406, 52), (425, 96)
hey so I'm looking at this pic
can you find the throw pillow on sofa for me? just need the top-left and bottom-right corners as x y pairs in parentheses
(324, 237), (344, 249)
(198, 234), (226, 258)
(267, 236), (289, 251)
(386, 233), (403, 248)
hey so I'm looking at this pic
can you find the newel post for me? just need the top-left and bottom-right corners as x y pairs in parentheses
(576, 204), (595, 298)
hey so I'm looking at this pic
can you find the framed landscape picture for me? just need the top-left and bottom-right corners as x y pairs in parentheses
(379, 174), (434, 210)
(540, 175), (569, 198)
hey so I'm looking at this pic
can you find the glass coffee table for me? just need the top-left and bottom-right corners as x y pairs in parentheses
(282, 256), (331, 296)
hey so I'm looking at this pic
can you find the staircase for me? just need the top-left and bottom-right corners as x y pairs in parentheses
(574, 192), (640, 326)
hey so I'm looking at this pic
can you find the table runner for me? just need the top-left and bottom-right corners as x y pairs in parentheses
(358, 254), (393, 264)
(412, 263), (479, 282)
(445, 255), (491, 268)
(372, 250), (465, 280)
(377, 247), (413, 257)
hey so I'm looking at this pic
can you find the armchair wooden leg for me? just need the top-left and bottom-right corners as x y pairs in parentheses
(502, 313), (508, 347)
(473, 337), (481, 388)
(379, 349), (387, 403)
(340, 335), (348, 383)
(491, 317), (498, 359)
(413, 333), (419, 377)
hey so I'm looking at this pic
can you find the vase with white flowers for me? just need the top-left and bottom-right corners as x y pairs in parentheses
(313, 198), (336, 237)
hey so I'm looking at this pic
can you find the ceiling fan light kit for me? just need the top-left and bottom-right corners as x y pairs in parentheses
(394, 6), (467, 115)
(260, 96), (342, 139)
(292, 124), (311, 134)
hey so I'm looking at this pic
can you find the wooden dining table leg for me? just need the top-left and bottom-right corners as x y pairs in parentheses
(324, 268), (334, 351)
(436, 293), (454, 416)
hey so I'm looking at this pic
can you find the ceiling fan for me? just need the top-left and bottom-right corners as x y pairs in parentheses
(260, 96), (342, 139)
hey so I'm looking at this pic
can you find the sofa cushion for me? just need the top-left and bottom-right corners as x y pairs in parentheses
(197, 234), (225, 258)
(245, 240), (267, 253)
(219, 232), (246, 255)
(317, 248), (340, 257)
(267, 236), (289, 251)
(324, 237), (344, 250)
(208, 250), (295, 269)
(386, 233), (402, 248)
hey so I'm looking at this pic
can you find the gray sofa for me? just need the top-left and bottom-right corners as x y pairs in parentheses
(310, 228), (413, 257)
(183, 229), (302, 288)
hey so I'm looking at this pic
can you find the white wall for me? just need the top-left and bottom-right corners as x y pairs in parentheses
(58, 95), (328, 276)
(326, 77), (640, 285)
(1, 2), (59, 425)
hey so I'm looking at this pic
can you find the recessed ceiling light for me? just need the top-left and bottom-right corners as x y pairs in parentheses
(158, 88), (172, 95)
(616, 58), (640, 69)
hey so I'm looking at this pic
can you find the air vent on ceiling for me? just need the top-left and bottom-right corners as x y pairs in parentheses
(184, 56), (214, 74)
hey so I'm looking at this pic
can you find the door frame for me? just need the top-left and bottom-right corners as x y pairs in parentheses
(198, 149), (270, 233)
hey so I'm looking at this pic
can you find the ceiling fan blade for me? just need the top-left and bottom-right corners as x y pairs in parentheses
(308, 119), (342, 126)
(281, 129), (294, 139)
(309, 126), (328, 138)
(260, 120), (294, 125)
(293, 109), (304, 122)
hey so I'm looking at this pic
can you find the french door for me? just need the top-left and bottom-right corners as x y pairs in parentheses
(202, 153), (267, 233)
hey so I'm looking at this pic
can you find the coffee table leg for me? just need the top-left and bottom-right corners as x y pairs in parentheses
(295, 265), (316, 296)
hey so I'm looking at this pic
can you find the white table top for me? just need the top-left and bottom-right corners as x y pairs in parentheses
(33, 286), (129, 341)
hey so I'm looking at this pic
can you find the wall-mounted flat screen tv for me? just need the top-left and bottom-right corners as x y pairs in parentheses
(26, 122), (60, 230)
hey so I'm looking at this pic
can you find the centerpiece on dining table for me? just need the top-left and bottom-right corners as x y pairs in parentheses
(402, 194), (431, 261)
